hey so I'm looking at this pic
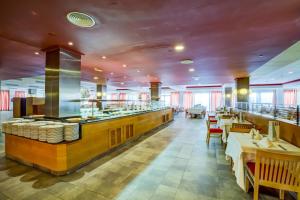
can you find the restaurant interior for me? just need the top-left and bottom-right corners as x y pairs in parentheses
(1, 1), (300, 200)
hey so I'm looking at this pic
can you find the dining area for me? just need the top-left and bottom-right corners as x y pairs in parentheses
(206, 109), (300, 200)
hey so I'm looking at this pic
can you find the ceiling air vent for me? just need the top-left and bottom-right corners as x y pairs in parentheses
(66, 12), (96, 28)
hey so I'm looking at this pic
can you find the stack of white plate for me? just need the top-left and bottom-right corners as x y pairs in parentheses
(1, 122), (9, 133)
(30, 123), (47, 140)
(2, 121), (20, 134)
(21, 119), (35, 123)
(38, 126), (48, 142)
(63, 123), (79, 141)
(23, 123), (32, 138)
(17, 123), (26, 137)
(46, 125), (64, 143)
(11, 123), (22, 135)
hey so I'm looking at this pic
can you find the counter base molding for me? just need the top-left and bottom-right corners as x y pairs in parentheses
(5, 109), (173, 175)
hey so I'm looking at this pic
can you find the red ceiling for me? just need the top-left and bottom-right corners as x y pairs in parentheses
(1, 0), (300, 86)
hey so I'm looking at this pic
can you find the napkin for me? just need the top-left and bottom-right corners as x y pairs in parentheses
(233, 117), (238, 123)
(258, 137), (273, 148)
(249, 128), (256, 138)
(254, 129), (263, 140)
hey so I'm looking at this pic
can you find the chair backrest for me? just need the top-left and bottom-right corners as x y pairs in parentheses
(255, 149), (300, 193)
(221, 115), (232, 119)
(230, 128), (251, 133)
(232, 123), (253, 129)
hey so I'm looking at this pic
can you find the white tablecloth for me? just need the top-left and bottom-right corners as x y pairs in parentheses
(225, 133), (300, 191)
(218, 119), (251, 143)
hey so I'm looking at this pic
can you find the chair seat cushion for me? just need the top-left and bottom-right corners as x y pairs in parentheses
(246, 162), (255, 176)
(209, 128), (223, 133)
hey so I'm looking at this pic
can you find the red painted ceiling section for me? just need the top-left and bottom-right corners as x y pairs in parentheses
(0, 0), (300, 86)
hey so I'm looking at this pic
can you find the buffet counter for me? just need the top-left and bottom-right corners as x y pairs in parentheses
(4, 108), (173, 175)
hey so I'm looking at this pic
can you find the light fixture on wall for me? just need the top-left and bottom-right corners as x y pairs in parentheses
(239, 88), (248, 95)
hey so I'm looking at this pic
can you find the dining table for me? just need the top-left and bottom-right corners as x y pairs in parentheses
(225, 132), (300, 191)
(218, 118), (252, 143)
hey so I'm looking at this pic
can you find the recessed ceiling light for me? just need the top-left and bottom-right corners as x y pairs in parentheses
(93, 76), (99, 80)
(34, 52), (39, 55)
(68, 41), (73, 46)
(110, 72), (114, 75)
(94, 68), (103, 72)
(288, 71), (294, 74)
(122, 64), (127, 68)
(120, 82), (124, 85)
(137, 69), (140, 73)
(174, 44), (185, 52)
(66, 12), (96, 28)
(180, 59), (194, 64)
(189, 68), (195, 72)
(102, 56), (107, 59)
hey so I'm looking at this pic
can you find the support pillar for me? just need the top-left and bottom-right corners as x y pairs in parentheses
(96, 84), (107, 110)
(44, 47), (81, 118)
(150, 82), (161, 101)
(235, 77), (250, 110)
(224, 87), (233, 107)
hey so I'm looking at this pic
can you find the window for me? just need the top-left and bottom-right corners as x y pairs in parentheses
(210, 91), (222, 111)
(15, 91), (26, 98)
(260, 92), (274, 104)
(170, 92), (179, 107)
(161, 95), (171, 106)
(250, 92), (257, 104)
(284, 89), (297, 106)
(0, 90), (10, 111)
(183, 91), (193, 109)
(193, 93), (210, 110)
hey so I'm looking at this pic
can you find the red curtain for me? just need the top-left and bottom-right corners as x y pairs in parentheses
(140, 92), (149, 101)
(183, 91), (193, 110)
(284, 89), (297, 106)
(15, 91), (26, 98)
(111, 93), (118, 100)
(170, 92), (179, 107)
(119, 93), (127, 100)
(210, 91), (222, 111)
(0, 90), (10, 111)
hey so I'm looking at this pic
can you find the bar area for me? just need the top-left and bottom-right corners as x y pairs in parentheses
(1, 1), (300, 200)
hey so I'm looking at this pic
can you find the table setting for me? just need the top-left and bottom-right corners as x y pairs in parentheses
(225, 121), (300, 191)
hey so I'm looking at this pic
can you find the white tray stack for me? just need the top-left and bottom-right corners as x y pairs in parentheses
(46, 125), (64, 143)
(63, 123), (79, 141)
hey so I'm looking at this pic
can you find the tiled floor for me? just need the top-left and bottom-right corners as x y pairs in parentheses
(0, 115), (294, 200)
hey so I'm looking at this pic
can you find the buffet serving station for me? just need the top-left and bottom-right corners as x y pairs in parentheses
(3, 100), (173, 175)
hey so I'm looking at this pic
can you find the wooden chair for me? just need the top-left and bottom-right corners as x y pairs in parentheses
(206, 120), (223, 145)
(221, 115), (232, 119)
(245, 149), (300, 200)
(230, 123), (253, 133)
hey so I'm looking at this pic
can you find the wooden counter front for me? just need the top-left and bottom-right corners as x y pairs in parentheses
(5, 108), (173, 175)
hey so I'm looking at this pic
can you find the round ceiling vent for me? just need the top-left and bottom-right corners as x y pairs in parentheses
(66, 12), (96, 28)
